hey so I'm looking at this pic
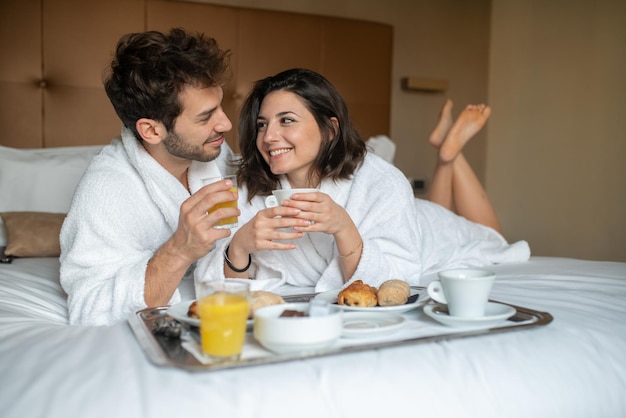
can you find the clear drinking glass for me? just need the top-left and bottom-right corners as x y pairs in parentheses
(202, 175), (238, 229)
(197, 281), (250, 362)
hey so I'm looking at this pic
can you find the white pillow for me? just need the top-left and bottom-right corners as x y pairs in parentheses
(0, 145), (104, 246)
(366, 135), (396, 164)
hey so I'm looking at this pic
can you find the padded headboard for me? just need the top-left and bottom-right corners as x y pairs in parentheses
(0, 0), (392, 152)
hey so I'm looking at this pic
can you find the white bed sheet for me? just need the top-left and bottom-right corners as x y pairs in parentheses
(1, 256), (625, 418)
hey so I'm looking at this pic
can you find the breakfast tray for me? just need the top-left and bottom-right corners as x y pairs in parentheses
(128, 288), (553, 372)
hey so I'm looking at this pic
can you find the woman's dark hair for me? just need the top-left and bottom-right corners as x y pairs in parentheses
(238, 68), (366, 201)
(104, 28), (231, 140)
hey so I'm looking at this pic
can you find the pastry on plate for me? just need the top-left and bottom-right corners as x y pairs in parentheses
(249, 291), (285, 317)
(187, 300), (199, 319)
(337, 280), (377, 307)
(377, 279), (410, 306)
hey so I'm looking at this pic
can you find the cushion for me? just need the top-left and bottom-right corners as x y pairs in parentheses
(0, 212), (66, 257)
(0, 144), (103, 246)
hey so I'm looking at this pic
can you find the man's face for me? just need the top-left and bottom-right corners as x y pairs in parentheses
(163, 85), (232, 162)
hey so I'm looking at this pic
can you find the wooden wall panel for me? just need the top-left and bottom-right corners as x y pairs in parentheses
(322, 19), (393, 138)
(44, 0), (145, 88)
(346, 103), (391, 141)
(323, 19), (393, 103)
(0, 0), (42, 148)
(0, 83), (42, 149)
(0, 0), (41, 82)
(43, 0), (144, 147)
(0, 0), (392, 149)
(45, 86), (120, 147)
(236, 9), (323, 86)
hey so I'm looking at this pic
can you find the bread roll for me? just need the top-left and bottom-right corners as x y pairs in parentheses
(249, 291), (285, 317)
(377, 279), (410, 306)
(337, 280), (378, 307)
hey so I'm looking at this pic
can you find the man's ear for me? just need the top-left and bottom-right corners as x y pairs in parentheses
(329, 117), (339, 140)
(136, 118), (166, 144)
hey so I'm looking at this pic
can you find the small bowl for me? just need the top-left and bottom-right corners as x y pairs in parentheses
(253, 302), (343, 354)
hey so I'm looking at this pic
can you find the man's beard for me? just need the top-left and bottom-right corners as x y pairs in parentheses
(162, 130), (221, 162)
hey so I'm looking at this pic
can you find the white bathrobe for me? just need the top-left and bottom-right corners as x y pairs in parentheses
(195, 153), (530, 293)
(60, 128), (235, 326)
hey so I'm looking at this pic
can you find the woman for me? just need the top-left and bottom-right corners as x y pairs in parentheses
(427, 99), (502, 234)
(195, 69), (529, 292)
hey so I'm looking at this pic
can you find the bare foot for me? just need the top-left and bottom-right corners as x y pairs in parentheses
(429, 99), (454, 148)
(439, 104), (491, 162)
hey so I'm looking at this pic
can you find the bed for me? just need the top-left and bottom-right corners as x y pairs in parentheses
(1, 144), (626, 418)
(2, 2), (626, 417)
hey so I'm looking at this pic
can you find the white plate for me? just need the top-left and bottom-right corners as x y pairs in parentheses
(167, 300), (200, 327)
(167, 300), (253, 328)
(314, 287), (429, 313)
(341, 312), (406, 339)
(423, 302), (516, 328)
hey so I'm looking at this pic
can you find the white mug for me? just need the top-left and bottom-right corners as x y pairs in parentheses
(427, 269), (495, 318)
(265, 188), (319, 208)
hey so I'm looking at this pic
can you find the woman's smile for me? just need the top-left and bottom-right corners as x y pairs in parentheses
(269, 147), (293, 157)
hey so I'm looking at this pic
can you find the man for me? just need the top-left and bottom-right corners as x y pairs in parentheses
(60, 28), (239, 326)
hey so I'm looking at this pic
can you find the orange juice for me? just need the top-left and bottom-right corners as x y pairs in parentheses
(198, 292), (249, 358)
(208, 186), (238, 227)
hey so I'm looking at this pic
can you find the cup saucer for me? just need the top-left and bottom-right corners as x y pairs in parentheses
(423, 302), (516, 329)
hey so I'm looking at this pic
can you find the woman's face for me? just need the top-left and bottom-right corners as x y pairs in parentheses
(255, 90), (324, 188)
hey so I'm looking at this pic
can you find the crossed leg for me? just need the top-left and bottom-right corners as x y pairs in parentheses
(427, 100), (503, 234)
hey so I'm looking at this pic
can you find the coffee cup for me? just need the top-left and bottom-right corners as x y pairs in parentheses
(426, 269), (495, 318)
(265, 188), (319, 208)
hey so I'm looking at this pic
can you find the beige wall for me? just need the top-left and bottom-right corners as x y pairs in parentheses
(188, 0), (626, 262)
(487, 0), (626, 262)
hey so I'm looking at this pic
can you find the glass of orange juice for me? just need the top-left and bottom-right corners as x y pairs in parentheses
(202, 175), (238, 229)
(197, 281), (250, 362)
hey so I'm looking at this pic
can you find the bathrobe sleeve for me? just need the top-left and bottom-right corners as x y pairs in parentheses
(60, 144), (181, 326)
(313, 154), (422, 291)
(61, 130), (236, 326)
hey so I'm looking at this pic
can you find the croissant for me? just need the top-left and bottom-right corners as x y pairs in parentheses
(377, 279), (410, 306)
(337, 280), (378, 307)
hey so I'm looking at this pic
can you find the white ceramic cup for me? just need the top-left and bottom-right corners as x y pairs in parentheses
(427, 269), (496, 318)
(265, 188), (319, 208)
